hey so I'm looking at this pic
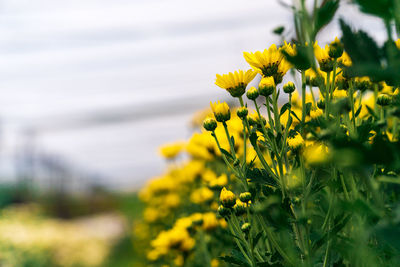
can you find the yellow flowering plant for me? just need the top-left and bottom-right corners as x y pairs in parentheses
(136, 1), (400, 266)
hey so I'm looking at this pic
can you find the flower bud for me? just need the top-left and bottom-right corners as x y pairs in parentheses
(328, 37), (344, 59)
(239, 192), (252, 203)
(217, 205), (230, 217)
(220, 187), (236, 208)
(248, 112), (267, 126)
(310, 75), (324, 87)
(246, 86), (259, 100)
(354, 78), (372, 92)
(258, 77), (275, 96)
(237, 106), (248, 119)
(283, 81), (296, 94)
(210, 101), (231, 122)
(241, 222), (251, 233)
(234, 199), (247, 216)
(377, 94), (391, 106)
(203, 117), (217, 131)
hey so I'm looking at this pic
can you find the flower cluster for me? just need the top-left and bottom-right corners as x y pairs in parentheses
(137, 34), (400, 266)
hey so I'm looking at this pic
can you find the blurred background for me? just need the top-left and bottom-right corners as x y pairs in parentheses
(0, 0), (388, 266)
(0, 0), (386, 191)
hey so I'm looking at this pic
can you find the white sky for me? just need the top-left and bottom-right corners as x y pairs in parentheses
(0, 0), (386, 189)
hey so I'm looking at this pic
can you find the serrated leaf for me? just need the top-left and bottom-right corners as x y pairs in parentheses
(314, 0), (340, 37)
(354, 0), (393, 20)
(340, 19), (381, 66)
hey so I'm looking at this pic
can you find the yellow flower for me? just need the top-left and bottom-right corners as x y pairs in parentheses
(287, 133), (304, 149)
(338, 51), (352, 67)
(211, 259), (220, 267)
(258, 76), (275, 96)
(332, 89), (347, 99)
(164, 193), (181, 208)
(219, 187), (236, 208)
(244, 43), (292, 83)
(159, 141), (185, 159)
(209, 174), (228, 189)
(303, 143), (331, 166)
(310, 107), (323, 119)
(190, 187), (214, 204)
(396, 39), (400, 49)
(314, 42), (334, 72)
(186, 132), (216, 160)
(328, 37), (344, 58)
(215, 70), (257, 97)
(202, 212), (219, 231)
(210, 101), (231, 122)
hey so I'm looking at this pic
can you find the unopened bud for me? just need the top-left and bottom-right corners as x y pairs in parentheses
(246, 86), (259, 100)
(241, 222), (251, 233)
(283, 81), (296, 94)
(239, 192), (252, 203)
(203, 117), (217, 131)
(237, 106), (248, 119)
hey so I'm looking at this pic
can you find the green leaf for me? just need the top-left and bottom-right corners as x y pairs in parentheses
(340, 19), (381, 66)
(249, 132), (258, 147)
(290, 111), (301, 122)
(231, 136), (235, 147)
(253, 231), (264, 248)
(273, 26), (285, 35)
(279, 103), (291, 117)
(305, 102), (313, 116)
(312, 214), (351, 251)
(220, 148), (233, 160)
(365, 105), (378, 119)
(354, 105), (362, 118)
(314, 0), (340, 37)
(219, 255), (250, 267)
(354, 0), (394, 20)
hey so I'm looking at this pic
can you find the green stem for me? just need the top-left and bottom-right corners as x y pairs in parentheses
(325, 71), (331, 119)
(223, 121), (237, 160)
(212, 131), (240, 177)
(272, 87), (282, 134)
(227, 219), (253, 266)
(349, 80), (357, 134)
(301, 70), (307, 125)
(256, 214), (295, 266)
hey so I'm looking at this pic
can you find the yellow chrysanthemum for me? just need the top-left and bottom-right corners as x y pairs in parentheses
(159, 141), (185, 159)
(219, 187), (236, 208)
(210, 101), (230, 122)
(395, 39), (400, 49)
(215, 69), (257, 97)
(287, 133), (304, 149)
(303, 143), (331, 166)
(314, 42), (334, 72)
(243, 43), (292, 84)
(338, 51), (352, 67)
(190, 187), (214, 204)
